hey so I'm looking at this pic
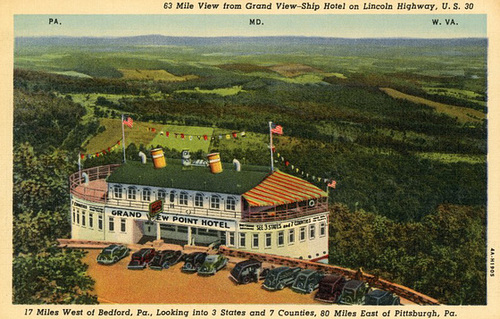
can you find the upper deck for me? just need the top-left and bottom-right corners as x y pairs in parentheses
(69, 164), (329, 222)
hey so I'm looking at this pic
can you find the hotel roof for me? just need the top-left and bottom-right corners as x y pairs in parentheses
(106, 159), (327, 205)
(242, 170), (328, 207)
(106, 159), (269, 195)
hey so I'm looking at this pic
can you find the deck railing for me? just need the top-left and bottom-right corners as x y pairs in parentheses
(69, 164), (120, 203)
(70, 164), (328, 222)
(241, 201), (329, 222)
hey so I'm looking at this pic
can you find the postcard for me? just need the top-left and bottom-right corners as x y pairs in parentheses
(1, 0), (499, 318)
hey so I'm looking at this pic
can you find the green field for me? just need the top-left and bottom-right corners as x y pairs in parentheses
(84, 119), (214, 154)
(175, 86), (246, 96)
(148, 124), (214, 153)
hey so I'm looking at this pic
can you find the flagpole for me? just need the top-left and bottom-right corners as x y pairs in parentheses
(121, 114), (127, 163)
(78, 152), (82, 182)
(269, 121), (274, 172)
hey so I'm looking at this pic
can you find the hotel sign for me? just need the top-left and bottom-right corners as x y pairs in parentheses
(239, 213), (327, 232)
(148, 199), (164, 220)
(105, 207), (236, 231)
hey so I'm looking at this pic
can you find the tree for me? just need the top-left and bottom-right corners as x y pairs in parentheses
(13, 248), (98, 304)
(13, 210), (70, 255)
(13, 143), (73, 215)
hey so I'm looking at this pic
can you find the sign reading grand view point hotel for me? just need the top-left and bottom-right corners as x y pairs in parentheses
(105, 207), (236, 231)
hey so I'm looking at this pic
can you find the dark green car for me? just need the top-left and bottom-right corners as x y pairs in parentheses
(338, 280), (371, 305)
(364, 290), (401, 305)
(197, 254), (228, 276)
(262, 267), (301, 291)
(97, 244), (130, 265)
(291, 269), (324, 294)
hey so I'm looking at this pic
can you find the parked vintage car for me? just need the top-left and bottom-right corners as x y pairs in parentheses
(127, 248), (156, 270)
(229, 259), (269, 284)
(364, 289), (401, 305)
(181, 252), (207, 273)
(96, 244), (130, 265)
(291, 269), (325, 294)
(314, 275), (347, 303)
(149, 250), (184, 270)
(198, 254), (228, 276)
(338, 280), (371, 305)
(262, 267), (301, 291)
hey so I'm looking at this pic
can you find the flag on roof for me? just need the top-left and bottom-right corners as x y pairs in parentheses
(327, 180), (337, 188)
(123, 116), (133, 128)
(271, 123), (283, 135)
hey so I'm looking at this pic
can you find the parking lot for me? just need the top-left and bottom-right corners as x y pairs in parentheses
(83, 249), (319, 304)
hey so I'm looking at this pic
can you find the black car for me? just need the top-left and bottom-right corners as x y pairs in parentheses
(149, 250), (184, 270)
(364, 290), (401, 305)
(181, 252), (207, 273)
(229, 259), (268, 284)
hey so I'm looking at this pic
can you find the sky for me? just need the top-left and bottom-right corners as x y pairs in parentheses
(14, 14), (487, 38)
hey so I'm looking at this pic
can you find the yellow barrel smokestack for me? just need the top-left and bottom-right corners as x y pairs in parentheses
(151, 148), (167, 169)
(207, 153), (223, 174)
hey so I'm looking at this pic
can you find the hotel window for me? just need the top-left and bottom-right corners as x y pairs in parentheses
(210, 195), (220, 209)
(121, 218), (126, 232)
(179, 192), (188, 206)
(127, 187), (136, 200)
(169, 191), (176, 203)
(76, 210), (80, 225)
(228, 232), (235, 247)
(226, 197), (236, 210)
(240, 233), (246, 248)
(309, 225), (316, 239)
(109, 217), (114, 232)
(195, 193), (204, 207)
(252, 233), (259, 248)
(89, 213), (94, 228)
(265, 233), (272, 248)
(98, 215), (103, 230)
(320, 222), (326, 237)
(114, 185), (123, 199)
(157, 189), (166, 201)
(72, 209), (76, 224)
(142, 188), (151, 202)
(289, 229), (295, 244)
(300, 227), (306, 241)
(82, 211), (86, 227)
(278, 231), (284, 247)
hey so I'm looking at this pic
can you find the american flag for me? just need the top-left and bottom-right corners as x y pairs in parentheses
(327, 180), (337, 188)
(123, 116), (133, 128)
(271, 123), (283, 135)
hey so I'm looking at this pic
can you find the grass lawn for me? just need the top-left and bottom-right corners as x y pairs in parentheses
(84, 119), (215, 154)
(148, 124), (214, 153)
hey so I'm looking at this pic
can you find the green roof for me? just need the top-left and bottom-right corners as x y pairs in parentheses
(106, 159), (271, 195)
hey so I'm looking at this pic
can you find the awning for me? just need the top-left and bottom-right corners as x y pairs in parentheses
(242, 170), (328, 207)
